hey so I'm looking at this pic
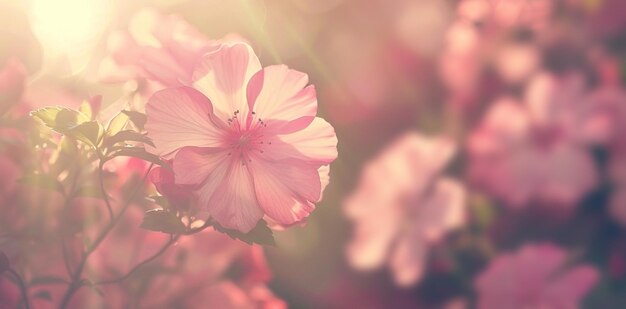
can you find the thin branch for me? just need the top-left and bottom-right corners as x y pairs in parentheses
(94, 217), (214, 286)
(58, 163), (154, 309)
(60, 238), (73, 277)
(7, 268), (30, 309)
(59, 162), (81, 277)
(95, 234), (180, 285)
(97, 161), (114, 221)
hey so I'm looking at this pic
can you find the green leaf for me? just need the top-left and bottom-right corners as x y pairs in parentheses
(107, 111), (129, 135)
(67, 121), (102, 147)
(104, 130), (154, 148)
(78, 101), (93, 120)
(121, 110), (147, 131)
(213, 220), (276, 246)
(58, 136), (77, 155)
(31, 107), (102, 147)
(76, 186), (103, 198)
(147, 195), (171, 208)
(109, 147), (171, 171)
(30, 106), (65, 127)
(31, 107), (89, 130)
(19, 173), (64, 194)
(140, 209), (187, 234)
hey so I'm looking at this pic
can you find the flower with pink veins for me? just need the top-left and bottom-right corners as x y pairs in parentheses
(475, 243), (599, 309)
(344, 133), (465, 287)
(468, 72), (599, 208)
(145, 42), (338, 232)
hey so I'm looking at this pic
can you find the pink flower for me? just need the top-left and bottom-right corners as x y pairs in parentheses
(145, 42), (337, 232)
(475, 243), (599, 309)
(99, 8), (220, 90)
(439, 0), (553, 107)
(468, 72), (599, 208)
(0, 153), (20, 210)
(0, 278), (20, 309)
(0, 58), (26, 112)
(584, 86), (626, 148)
(344, 133), (465, 286)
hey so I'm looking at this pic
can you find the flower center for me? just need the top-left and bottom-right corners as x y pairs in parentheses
(224, 110), (271, 163)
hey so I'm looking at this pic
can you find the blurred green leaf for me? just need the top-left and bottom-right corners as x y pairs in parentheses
(67, 121), (102, 147)
(78, 101), (93, 120)
(31, 107), (102, 147)
(31, 107), (89, 130)
(469, 193), (495, 230)
(213, 220), (276, 246)
(148, 195), (171, 208)
(109, 147), (171, 171)
(104, 130), (154, 148)
(76, 185), (103, 198)
(19, 173), (64, 194)
(140, 209), (186, 234)
(121, 110), (147, 131)
(107, 111), (129, 135)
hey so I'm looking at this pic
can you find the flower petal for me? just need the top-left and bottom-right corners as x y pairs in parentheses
(193, 42), (261, 122)
(318, 164), (331, 202)
(344, 177), (402, 270)
(248, 159), (321, 225)
(389, 233), (427, 287)
(415, 177), (465, 241)
(269, 117), (338, 165)
(246, 65), (317, 131)
(544, 265), (599, 304)
(173, 146), (230, 186)
(203, 161), (264, 233)
(145, 86), (225, 158)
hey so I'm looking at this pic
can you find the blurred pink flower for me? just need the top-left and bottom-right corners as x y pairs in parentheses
(0, 278), (20, 309)
(584, 86), (626, 148)
(0, 58), (26, 113)
(145, 42), (337, 232)
(569, 0), (626, 37)
(0, 153), (20, 209)
(468, 72), (599, 208)
(344, 133), (465, 286)
(440, 0), (552, 107)
(99, 8), (220, 90)
(475, 243), (599, 309)
(457, 0), (553, 31)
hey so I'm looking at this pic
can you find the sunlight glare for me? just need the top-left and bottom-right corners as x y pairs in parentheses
(28, 0), (113, 73)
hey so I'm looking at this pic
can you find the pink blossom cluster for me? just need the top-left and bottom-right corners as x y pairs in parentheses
(341, 0), (626, 307)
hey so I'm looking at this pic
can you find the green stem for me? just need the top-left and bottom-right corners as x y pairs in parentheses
(57, 164), (154, 309)
(7, 268), (30, 309)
